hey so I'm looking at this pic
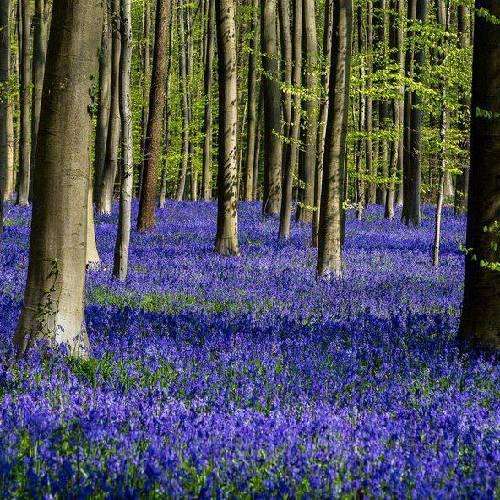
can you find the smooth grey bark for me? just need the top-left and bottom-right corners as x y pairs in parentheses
(261, 0), (282, 215)
(175, 1), (190, 201)
(30, 0), (49, 188)
(296, 0), (318, 223)
(459, 0), (500, 350)
(137, 0), (170, 230)
(279, 0), (302, 239)
(93, 12), (112, 202)
(97, 0), (121, 215)
(202, 0), (215, 200)
(14, 0), (103, 358)
(317, 0), (352, 278)
(113, 0), (133, 281)
(0, 0), (9, 215)
(243, 0), (259, 202)
(86, 185), (100, 268)
(365, 0), (375, 205)
(215, 0), (239, 256)
(16, 0), (31, 206)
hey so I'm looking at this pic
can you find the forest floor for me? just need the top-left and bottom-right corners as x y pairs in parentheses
(0, 202), (497, 497)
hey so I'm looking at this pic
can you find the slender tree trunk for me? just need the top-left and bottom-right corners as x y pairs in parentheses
(365, 0), (376, 205)
(86, 185), (100, 268)
(214, 0), (239, 256)
(454, 4), (470, 214)
(175, 1), (190, 201)
(261, 0), (282, 215)
(243, 0), (259, 202)
(279, 0), (303, 238)
(317, 0), (353, 278)
(98, 0), (121, 215)
(137, 0), (170, 231)
(94, 13), (112, 202)
(253, 95), (263, 199)
(395, 0), (405, 207)
(459, 0), (500, 350)
(0, 0), (9, 216)
(16, 0), (31, 206)
(113, 0), (133, 280)
(312, 0), (333, 245)
(14, 0), (103, 358)
(296, 0), (318, 223)
(201, 0), (215, 200)
(29, 0), (49, 194)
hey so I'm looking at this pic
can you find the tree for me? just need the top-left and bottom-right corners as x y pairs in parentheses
(296, 0), (319, 224)
(14, 0), (103, 357)
(201, 0), (215, 201)
(261, 0), (282, 215)
(214, 0), (239, 256)
(317, 0), (353, 278)
(113, 0), (133, 281)
(243, 0), (259, 202)
(16, 0), (31, 206)
(0, 0), (9, 229)
(459, 0), (499, 351)
(137, 0), (171, 231)
(97, 0), (121, 215)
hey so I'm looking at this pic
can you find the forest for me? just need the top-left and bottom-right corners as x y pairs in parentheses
(0, 0), (498, 496)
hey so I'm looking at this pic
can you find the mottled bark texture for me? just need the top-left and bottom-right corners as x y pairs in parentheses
(14, 0), (103, 357)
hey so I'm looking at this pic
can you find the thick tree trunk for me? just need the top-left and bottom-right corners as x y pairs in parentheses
(175, 2), (190, 201)
(261, 0), (282, 215)
(30, 0), (49, 191)
(16, 0), (31, 206)
(279, 0), (303, 239)
(202, 0), (215, 201)
(459, 0), (500, 351)
(97, 0), (121, 215)
(93, 13), (112, 202)
(296, 0), (318, 223)
(0, 0), (9, 214)
(137, 0), (170, 230)
(113, 0), (133, 281)
(14, 0), (103, 358)
(317, 0), (352, 278)
(214, 0), (239, 256)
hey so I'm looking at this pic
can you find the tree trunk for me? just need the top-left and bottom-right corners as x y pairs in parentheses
(355, 2), (365, 220)
(16, 0), (31, 206)
(312, 0), (333, 245)
(30, 0), (49, 192)
(14, 0), (103, 358)
(97, 0), (121, 215)
(214, 0), (239, 256)
(175, 1), (190, 201)
(317, 0), (352, 278)
(86, 185), (100, 268)
(296, 0), (318, 223)
(459, 0), (500, 350)
(365, 0), (376, 205)
(261, 0), (282, 215)
(137, 0), (170, 231)
(93, 13), (112, 202)
(243, 0), (259, 202)
(0, 0), (9, 215)
(113, 0), (133, 281)
(279, 0), (303, 239)
(202, 0), (215, 200)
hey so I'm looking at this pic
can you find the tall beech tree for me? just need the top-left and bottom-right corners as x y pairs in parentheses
(97, 0), (121, 215)
(137, 0), (171, 231)
(16, 0), (31, 206)
(0, 0), (9, 222)
(214, 0), (239, 256)
(14, 0), (103, 357)
(317, 0), (353, 278)
(459, 0), (499, 351)
(261, 0), (282, 215)
(113, 0), (133, 281)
